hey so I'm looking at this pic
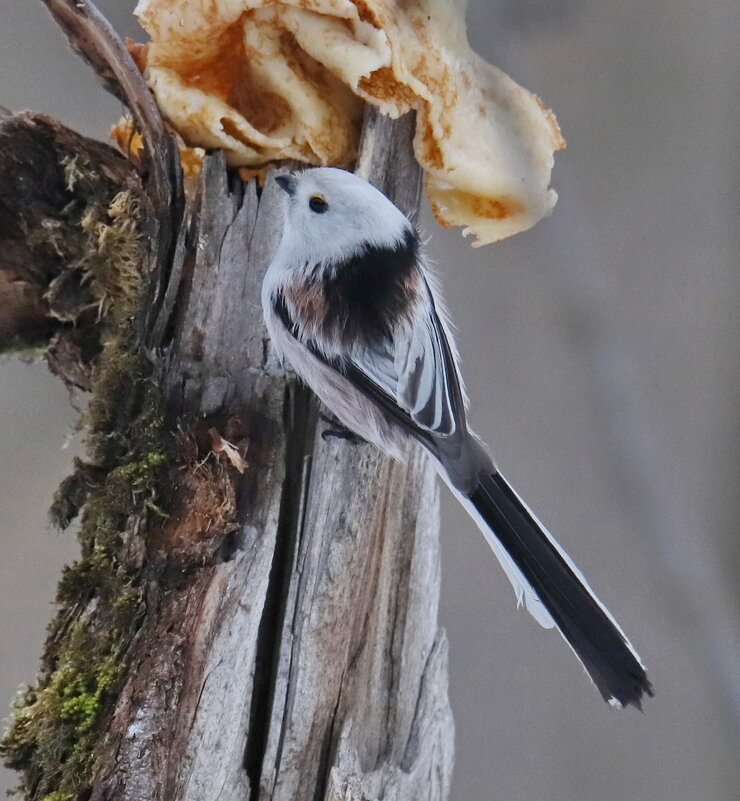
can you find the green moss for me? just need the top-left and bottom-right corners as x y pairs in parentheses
(1, 376), (168, 801)
(0, 157), (171, 801)
(1, 382), (167, 799)
(0, 338), (51, 362)
(83, 191), (143, 323)
(27, 159), (144, 337)
(38, 793), (74, 801)
(2, 623), (124, 799)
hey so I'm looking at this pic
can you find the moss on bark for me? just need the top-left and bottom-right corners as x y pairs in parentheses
(0, 151), (170, 801)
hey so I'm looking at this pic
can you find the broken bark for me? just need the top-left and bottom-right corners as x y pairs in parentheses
(0, 2), (453, 800)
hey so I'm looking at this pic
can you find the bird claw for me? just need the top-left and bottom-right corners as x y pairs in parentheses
(319, 413), (363, 445)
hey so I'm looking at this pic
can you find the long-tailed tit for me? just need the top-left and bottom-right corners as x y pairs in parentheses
(263, 167), (653, 708)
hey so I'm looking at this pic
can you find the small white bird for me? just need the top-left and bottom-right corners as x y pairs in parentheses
(262, 167), (653, 708)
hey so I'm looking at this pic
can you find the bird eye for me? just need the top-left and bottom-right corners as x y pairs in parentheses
(309, 194), (328, 213)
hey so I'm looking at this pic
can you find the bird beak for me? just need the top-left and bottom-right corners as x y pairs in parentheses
(275, 174), (297, 197)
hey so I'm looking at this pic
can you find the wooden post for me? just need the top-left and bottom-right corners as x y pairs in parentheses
(0, 2), (453, 799)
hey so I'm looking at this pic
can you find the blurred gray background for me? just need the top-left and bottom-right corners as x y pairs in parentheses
(1, 0), (739, 799)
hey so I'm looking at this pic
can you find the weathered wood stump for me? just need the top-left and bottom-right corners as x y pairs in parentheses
(0, 2), (453, 800)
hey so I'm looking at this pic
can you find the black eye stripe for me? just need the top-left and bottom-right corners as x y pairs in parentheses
(309, 195), (328, 213)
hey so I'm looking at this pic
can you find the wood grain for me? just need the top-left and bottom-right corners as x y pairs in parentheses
(1, 1), (453, 793)
(90, 111), (453, 799)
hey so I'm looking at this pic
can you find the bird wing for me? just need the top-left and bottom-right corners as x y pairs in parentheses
(348, 277), (467, 440)
(273, 274), (467, 443)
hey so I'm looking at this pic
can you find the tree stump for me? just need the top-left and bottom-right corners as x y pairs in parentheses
(0, 2), (453, 800)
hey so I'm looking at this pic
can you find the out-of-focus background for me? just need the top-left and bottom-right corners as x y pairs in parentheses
(1, 0), (739, 798)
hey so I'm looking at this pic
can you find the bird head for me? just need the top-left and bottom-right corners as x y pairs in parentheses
(272, 168), (413, 271)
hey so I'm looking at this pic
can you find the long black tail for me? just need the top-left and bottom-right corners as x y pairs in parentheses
(470, 470), (653, 708)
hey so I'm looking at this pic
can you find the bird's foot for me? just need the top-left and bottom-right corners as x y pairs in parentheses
(319, 413), (363, 445)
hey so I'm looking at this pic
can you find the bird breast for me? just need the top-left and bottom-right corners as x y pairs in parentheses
(282, 231), (422, 350)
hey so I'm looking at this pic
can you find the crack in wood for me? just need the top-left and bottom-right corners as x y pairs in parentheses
(245, 384), (317, 800)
